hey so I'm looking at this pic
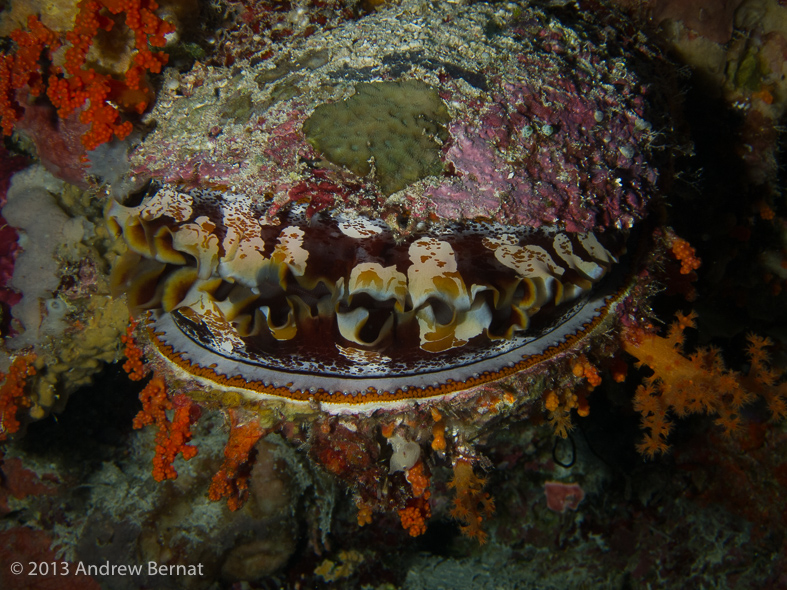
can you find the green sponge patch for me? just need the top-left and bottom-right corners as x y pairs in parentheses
(303, 80), (450, 195)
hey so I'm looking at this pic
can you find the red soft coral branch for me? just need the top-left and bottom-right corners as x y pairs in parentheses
(0, 16), (59, 135)
(132, 375), (199, 481)
(0, 0), (174, 150)
(208, 410), (264, 511)
(0, 355), (36, 441)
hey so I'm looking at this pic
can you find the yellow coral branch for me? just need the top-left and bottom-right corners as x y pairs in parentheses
(624, 314), (787, 458)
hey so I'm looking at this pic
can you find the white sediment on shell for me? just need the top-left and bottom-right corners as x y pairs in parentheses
(338, 217), (386, 239)
(220, 193), (267, 287)
(553, 233), (604, 283)
(270, 227), (308, 277)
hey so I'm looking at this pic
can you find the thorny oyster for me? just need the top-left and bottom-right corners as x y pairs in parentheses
(111, 0), (665, 414)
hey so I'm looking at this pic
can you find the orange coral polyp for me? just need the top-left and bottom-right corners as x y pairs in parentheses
(573, 356), (602, 389)
(430, 420), (446, 452)
(399, 494), (431, 537)
(670, 237), (701, 275)
(405, 461), (430, 499)
(356, 498), (373, 526)
(544, 390), (560, 412)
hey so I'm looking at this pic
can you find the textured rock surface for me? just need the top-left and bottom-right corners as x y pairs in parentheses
(131, 0), (663, 235)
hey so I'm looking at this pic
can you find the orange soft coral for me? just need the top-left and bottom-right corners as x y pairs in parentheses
(0, 17), (60, 134)
(132, 375), (198, 481)
(152, 394), (198, 481)
(740, 334), (787, 421)
(623, 312), (786, 458)
(132, 375), (167, 429)
(397, 460), (433, 536)
(208, 411), (264, 511)
(0, 355), (36, 441)
(448, 458), (495, 544)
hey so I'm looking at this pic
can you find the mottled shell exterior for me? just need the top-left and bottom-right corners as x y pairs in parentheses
(130, 0), (659, 235)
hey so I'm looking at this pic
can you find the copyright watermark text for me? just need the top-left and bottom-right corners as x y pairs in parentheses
(9, 560), (204, 577)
